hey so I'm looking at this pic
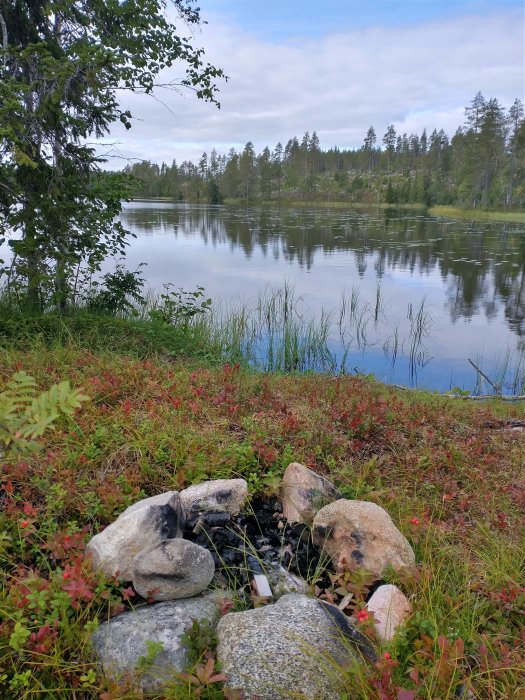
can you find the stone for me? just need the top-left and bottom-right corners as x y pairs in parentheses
(367, 584), (412, 641)
(217, 593), (375, 700)
(281, 462), (340, 523)
(132, 539), (215, 601)
(86, 493), (185, 581)
(180, 478), (248, 516)
(265, 563), (309, 598)
(312, 499), (415, 577)
(91, 592), (222, 691)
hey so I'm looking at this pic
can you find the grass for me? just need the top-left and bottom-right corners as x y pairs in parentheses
(428, 205), (525, 223)
(222, 198), (427, 211)
(0, 332), (524, 698)
(0, 309), (226, 366)
(1, 281), (524, 397)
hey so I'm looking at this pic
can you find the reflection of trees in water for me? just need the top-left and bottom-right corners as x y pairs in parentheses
(121, 206), (525, 335)
(445, 270), (490, 322)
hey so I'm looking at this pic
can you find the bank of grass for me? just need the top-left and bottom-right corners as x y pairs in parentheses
(0, 287), (440, 394)
(221, 199), (525, 222)
(427, 205), (525, 223)
(0, 327), (524, 698)
(222, 198), (427, 212)
(0, 310), (227, 365)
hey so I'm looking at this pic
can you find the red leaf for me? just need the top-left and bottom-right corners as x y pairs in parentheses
(397, 689), (416, 700)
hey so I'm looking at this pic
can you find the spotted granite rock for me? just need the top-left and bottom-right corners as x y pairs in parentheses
(86, 492), (185, 581)
(180, 478), (248, 516)
(312, 499), (415, 577)
(217, 593), (375, 700)
(91, 592), (222, 691)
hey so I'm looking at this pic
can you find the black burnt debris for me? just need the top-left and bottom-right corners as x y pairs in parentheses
(183, 497), (329, 594)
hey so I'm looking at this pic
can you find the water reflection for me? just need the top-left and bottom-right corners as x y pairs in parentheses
(121, 202), (525, 339)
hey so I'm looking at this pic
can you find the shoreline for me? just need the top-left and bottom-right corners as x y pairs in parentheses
(130, 197), (525, 223)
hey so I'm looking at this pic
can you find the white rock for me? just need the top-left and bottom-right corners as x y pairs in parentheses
(132, 539), (215, 601)
(180, 478), (248, 516)
(281, 462), (340, 523)
(367, 584), (412, 641)
(265, 563), (309, 598)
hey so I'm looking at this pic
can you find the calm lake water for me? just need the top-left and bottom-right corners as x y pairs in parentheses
(118, 201), (525, 393)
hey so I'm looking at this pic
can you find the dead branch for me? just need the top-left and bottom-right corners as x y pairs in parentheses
(468, 358), (500, 393)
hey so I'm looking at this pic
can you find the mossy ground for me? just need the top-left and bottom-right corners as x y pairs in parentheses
(0, 334), (524, 698)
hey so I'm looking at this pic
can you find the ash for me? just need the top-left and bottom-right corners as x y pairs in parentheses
(183, 497), (328, 592)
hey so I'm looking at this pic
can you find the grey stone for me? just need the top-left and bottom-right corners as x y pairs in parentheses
(281, 462), (340, 523)
(91, 592), (222, 691)
(265, 563), (308, 598)
(313, 499), (415, 577)
(180, 478), (248, 516)
(217, 593), (375, 700)
(86, 493), (185, 581)
(132, 539), (215, 601)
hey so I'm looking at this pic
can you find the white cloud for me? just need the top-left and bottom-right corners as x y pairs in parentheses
(101, 8), (524, 166)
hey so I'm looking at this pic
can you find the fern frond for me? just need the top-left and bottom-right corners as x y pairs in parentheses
(1, 372), (89, 455)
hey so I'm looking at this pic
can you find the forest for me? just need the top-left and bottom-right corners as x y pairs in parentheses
(125, 92), (525, 210)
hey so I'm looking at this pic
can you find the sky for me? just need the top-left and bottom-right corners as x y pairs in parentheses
(103, 0), (525, 167)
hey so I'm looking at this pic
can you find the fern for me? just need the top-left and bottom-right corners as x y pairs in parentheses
(0, 371), (89, 455)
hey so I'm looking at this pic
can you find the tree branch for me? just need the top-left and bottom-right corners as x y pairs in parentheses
(468, 358), (500, 393)
(0, 179), (19, 199)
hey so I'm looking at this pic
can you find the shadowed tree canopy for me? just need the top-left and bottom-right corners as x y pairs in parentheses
(0, 0), (225, 310)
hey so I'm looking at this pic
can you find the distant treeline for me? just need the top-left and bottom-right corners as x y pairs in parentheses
(124, 93), (525, 209)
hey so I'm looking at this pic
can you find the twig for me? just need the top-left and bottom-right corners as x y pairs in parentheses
(468, 358), (500, 393)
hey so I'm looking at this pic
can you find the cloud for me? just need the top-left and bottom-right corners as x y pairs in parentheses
(102, 8), (524, 166)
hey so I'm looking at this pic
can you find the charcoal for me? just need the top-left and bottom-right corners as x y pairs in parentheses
(204, 512), (232, 527)
(258, 544), (272, 553)
(180, 496), (327, 597)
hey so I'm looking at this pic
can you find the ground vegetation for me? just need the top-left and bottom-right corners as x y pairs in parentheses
(0, 332), (524, 698)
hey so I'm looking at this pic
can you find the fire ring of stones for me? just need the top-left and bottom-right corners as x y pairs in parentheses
(88, 464), (415, 699)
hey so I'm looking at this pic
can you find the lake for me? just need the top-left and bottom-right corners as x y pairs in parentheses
(118, 201), (525, 394)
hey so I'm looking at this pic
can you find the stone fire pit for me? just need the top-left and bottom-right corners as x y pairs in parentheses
(88, 464), (414, 699)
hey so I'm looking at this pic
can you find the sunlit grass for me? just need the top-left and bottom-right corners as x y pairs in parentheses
(428, 205), (525, 223)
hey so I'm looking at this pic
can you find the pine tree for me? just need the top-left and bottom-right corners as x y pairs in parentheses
(383, 125), (396, 172)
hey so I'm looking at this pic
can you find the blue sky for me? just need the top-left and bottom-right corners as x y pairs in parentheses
(105, 0), (525, 165)
(198, 0), (524, 39)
